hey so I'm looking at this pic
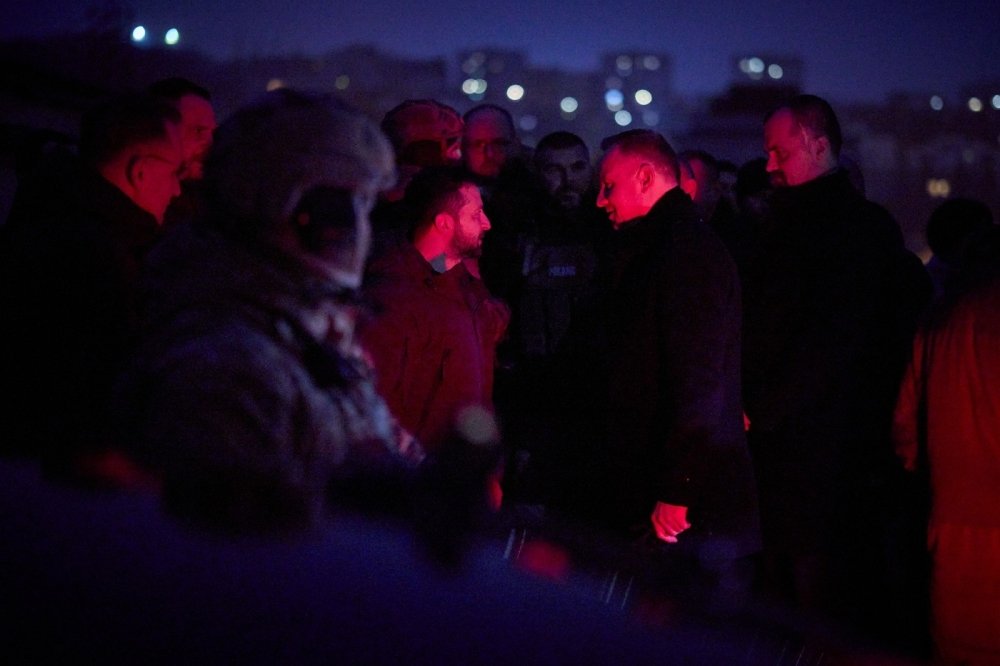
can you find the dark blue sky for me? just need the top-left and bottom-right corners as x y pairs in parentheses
(3, 0), (999, 103)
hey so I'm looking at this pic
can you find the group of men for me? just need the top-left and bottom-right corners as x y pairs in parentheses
(1, 79), (952, 656)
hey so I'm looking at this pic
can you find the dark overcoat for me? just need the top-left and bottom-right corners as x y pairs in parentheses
(574, 188), (761, 557)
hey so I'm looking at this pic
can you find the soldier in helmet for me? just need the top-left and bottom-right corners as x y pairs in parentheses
(115, 90), (423, 532)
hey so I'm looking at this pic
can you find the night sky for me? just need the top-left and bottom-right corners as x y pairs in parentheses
(3, 0), (999, 103)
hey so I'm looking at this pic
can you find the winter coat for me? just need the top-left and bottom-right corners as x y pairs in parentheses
(115, 223), (422, 530)
(361, 243), (509, 453)
(570, 188), (761, 557)
(0, 157), (161, 460)
(742, 168), (929, 551)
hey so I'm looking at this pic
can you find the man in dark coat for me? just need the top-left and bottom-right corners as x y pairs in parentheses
(564, 130), (760, 608)
(0, 94), (182, 474)
(743, 94), (931, 637)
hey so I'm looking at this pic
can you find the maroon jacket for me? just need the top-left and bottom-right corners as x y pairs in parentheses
(361, 244), (509, 452)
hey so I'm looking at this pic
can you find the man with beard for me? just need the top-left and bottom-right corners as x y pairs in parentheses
(361, 166), (509, 453)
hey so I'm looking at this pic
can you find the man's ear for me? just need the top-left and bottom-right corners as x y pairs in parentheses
(125, 155), (144, 190)
(811, 135), (832, 164)
(636, 163), (655, 193)
(433, 210), (454, 233)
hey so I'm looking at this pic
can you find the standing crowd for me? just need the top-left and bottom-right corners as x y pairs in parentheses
(1, 79), (997, 665)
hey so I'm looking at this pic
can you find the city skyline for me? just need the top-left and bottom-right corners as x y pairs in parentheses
(3, 0), (999, 104)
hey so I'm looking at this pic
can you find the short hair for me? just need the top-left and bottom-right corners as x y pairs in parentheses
(600, 129), (680, 182)
(148, 76), (211, 103)
(404, 165), (475, 231)
(535, 131), (588, 155)
(78, 93), (180, 169)
(463, 104), (516, 135)
(766, 94), (843, 157)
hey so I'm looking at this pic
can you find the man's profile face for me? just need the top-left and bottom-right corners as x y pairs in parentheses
(449, 183), (491, 259)
(177, 94), (217, 181)
(537, 145), (592, 211)
(462, 111), (517, 179)
(596, 148), (647, 228)
(764, 108), (824, 188)
(132, 126), (184, 224)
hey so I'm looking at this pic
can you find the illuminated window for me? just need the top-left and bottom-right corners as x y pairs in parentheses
(634, 89), (653, 106)
(164, 28), (179, 45)
(506, 84), (525, 101)
(748, 57), (764, 74)
(131, 26), (146, 42)
(605, 89), (624, 111)
(614, 110), (632, 126)
(462, 79), (487, 95)
(768, 64), (783, 79)
(968, 97), (983, 112)
(560, 97), (579, 113)
(926, 178), (951, 198)
(992, 94), (1000, 110)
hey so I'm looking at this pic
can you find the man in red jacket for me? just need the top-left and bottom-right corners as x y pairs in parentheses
(361, 166), (509, 454)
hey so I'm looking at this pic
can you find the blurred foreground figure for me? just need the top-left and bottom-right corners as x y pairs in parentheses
(893, 228), (1000, 666)
(0, 93), (181, 473)
(116, 90), (422, 532)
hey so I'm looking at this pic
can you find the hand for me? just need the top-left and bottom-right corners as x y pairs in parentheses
(650, 502), (691, 543)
